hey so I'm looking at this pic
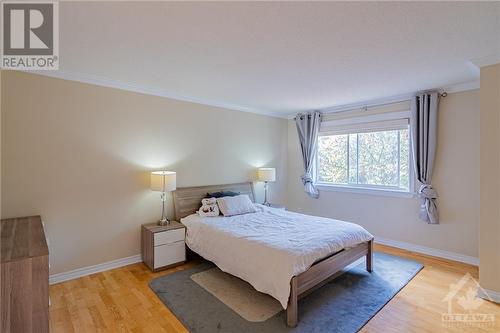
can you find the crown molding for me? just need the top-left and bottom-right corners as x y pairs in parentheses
(443, 80), (480, 93)
(22, 70), (288, 119)
(285, 79), (480, 119)
(470, 54), (500, 68)
(22, 70), (479, 121)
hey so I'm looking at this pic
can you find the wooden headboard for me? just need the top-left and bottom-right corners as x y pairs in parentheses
(173, 182), (255, 220)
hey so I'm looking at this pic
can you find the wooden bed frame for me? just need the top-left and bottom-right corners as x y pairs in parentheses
(173, 182), (373, 327)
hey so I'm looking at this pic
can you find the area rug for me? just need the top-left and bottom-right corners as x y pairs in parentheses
(149, 253), (423, 333)
(190, 267), (283, 322)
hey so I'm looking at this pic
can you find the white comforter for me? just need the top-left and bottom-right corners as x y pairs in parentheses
(181, 204), (373, 308)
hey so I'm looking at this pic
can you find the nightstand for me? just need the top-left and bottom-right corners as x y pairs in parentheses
(141, 221), (186, 272)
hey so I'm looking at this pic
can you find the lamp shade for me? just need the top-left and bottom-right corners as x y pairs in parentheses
(257, 168), (276, 182)
(150, 171), (176, 192)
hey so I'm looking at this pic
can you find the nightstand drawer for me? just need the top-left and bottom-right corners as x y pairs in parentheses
(142, 221), (186, 272)
(154, 241), (185, 269)
(154, 228), (185, 246)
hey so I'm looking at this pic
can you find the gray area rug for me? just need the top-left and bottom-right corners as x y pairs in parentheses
(150, 253), (423, 333)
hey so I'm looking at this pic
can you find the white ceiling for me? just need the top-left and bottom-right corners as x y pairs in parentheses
(45, 1), (500, 117)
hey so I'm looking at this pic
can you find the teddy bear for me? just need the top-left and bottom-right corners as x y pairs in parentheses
(198, 197), (220, 217)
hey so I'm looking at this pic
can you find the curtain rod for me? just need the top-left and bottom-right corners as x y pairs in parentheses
(293, 91), (447, 119)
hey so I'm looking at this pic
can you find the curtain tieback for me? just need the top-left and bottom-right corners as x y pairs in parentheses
(419, 184), (437, 200)
(301, 173), (314, 185)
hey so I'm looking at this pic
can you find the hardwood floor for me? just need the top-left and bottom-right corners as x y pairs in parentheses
(50, 245), (500, 332)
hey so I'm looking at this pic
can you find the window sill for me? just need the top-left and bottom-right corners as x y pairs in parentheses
(315, 184), (416, 198)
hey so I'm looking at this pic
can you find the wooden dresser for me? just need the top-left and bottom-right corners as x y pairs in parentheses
(1, 216), (49, 333)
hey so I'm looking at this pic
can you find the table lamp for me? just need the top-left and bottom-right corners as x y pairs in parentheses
(150, 171), (176, 225)
(257, 167), (276, 206)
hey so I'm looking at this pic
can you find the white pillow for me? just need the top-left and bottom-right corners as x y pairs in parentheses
(217, 195), (257, 217)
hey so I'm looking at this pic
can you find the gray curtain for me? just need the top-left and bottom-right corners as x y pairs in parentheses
(295, 111), (321, 199)
(410, 91), (440, 224)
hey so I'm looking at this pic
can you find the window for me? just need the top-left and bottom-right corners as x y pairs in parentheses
(316, 115), (412, 194)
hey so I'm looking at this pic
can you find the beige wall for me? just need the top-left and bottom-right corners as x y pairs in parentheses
(0, 70), (486, 276)
(0, 70), (2, 221)
(479, 63), (500, 293)
(286, 89), (480, 258)
(1, 71), (288, 274)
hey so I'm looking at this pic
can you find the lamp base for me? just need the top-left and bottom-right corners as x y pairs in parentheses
(158, 218), (170, 226)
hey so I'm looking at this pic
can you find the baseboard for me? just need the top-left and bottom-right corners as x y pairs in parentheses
(49, 237), (478, 284)
(478, 287), (500, 304)
(374, 236), (479, 266)
(49, 254), (142, 285)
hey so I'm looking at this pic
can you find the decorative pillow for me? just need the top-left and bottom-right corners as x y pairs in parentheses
(216, 195), (257, 217)
(206, 191), (240, 198)
(198, 192), (240, 210)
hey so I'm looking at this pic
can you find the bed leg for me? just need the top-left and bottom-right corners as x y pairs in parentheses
(286, 277), (298, 327)
(366, 239), (373, 272)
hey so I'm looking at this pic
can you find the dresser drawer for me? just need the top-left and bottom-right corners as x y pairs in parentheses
(154, 241), (185, 269)
(154, 228), (185, 246)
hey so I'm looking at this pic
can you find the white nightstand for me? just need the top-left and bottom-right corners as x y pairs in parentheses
(141, 221), (186, 272)
(268, 204), (286, 210)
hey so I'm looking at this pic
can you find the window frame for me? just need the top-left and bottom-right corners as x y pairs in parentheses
(314, 111), (415, 198)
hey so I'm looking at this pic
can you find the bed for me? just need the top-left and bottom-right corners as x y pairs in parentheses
(173, 182), (374, 327)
